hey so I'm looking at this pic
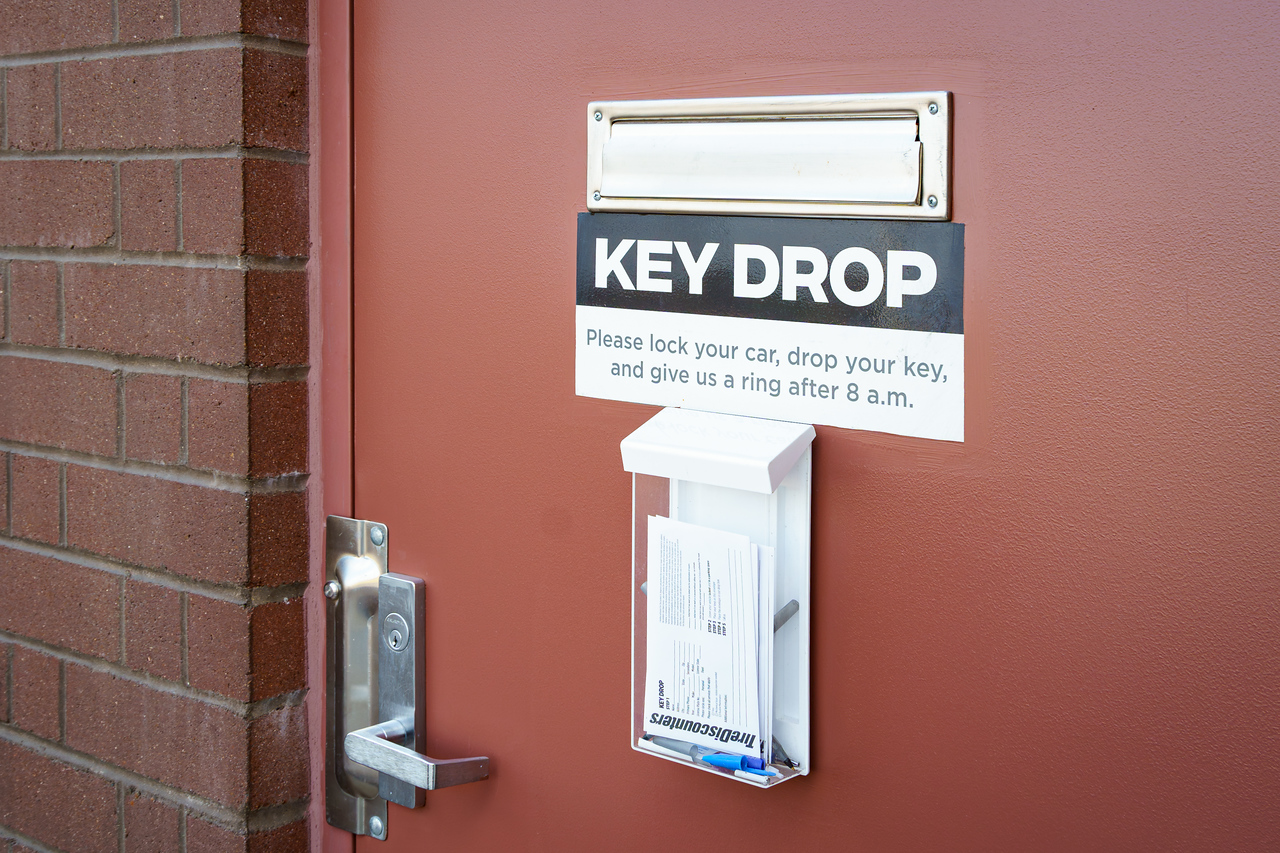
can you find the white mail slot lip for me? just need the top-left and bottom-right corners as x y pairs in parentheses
(601, 117), (922, 204)
(588, 92), (950, 221)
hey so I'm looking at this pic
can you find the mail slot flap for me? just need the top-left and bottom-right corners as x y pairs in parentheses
(602, 117), (921, 204)
(621, 407), (815, 494)
(588, 92), (950, 220)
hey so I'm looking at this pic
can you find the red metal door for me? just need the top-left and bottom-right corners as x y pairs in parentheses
(339, 0), (1279, 850)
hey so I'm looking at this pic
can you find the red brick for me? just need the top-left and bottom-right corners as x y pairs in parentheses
(0, 161), (114, 249)
(65, 264), (247, 364)
(249, 600), (304, 700)
(246, 270), (307, 366)
(123, 792), (180, 853)
(2, 640), (10, 722)
(243, 159), (307, 257)
(243, 50), (308, 152)
(0, 0), (113, 55)
(0, 741), (117, 853)
(119, 0), (178, 41)
(198, 819), (307, 853)
(10, 455), (60, 545)
(187, 378), (249, 475)
(11, 647), (60, 741)
(247, 491), (307, 586)
(187, 819), (249, 853)
(183, 0), (307, 42)
(67, 466), (249, 584)
(5, 65), (57, 151)
(249, 381), (307, 476)
(124, 373), (182, 464)
(65, 665), (250, 807)
(186, 596), (250, 699)
(187, 598), (303, 702)
(124, 581), (182, 680)
(0, 453), (9, 536)
(181, 157), (244, 255)
(243, 0), (307, 42)
(120, 160), (178, 251)
(61, 51), (242, 150)
(0, 357), (118, 456)
(0, 550), (120, 658)
(248, 703), (308, 807)
(179, 0), (240, 39)
(8, 261), (59, 348)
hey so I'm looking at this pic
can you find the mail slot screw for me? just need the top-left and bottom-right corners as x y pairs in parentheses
(928, 102), (939, 114)
(593, 191), (602, 201)
(370, 526), (385, 546)
(369, 816), (384, 838)
(927, 195), (938, 208)
(323, 580), (341, 600)
(594, 111), (602, 121)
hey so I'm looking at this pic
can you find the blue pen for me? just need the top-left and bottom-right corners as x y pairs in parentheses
(698, 753), (768, 772)
(736, 765), (778, 777)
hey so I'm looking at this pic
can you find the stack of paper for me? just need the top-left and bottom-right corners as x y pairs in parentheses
(642, 516), (775, 761)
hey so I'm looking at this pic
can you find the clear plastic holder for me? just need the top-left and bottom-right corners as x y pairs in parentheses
(623, 408), (813, 787)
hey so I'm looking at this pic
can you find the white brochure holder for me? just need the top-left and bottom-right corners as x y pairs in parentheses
(622, 407), (814, 786)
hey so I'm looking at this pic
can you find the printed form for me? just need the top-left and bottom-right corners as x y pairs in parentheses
(643, 516), (772, 758)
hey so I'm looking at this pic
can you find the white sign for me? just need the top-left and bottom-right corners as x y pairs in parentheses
(576, 214), (966, 441)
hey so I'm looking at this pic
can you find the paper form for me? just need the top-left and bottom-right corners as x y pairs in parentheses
(642, 516), (763, 757)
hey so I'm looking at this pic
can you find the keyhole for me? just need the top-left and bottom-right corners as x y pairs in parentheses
(383, 612), (411, 652)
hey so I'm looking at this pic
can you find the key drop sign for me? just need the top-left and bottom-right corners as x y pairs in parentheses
(575, 212), (965, 441)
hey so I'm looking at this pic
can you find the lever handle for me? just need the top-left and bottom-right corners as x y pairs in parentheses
(345, 720), (490, 799)
(326, 520), (492, 838)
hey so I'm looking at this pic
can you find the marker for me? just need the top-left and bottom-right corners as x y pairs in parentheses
(649, 736), (712, 758)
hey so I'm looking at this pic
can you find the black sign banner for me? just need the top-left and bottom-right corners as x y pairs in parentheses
(576, 212), (964, 334)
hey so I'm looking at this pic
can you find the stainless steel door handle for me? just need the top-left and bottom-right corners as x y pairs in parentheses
(325, 517), (491, 841)
(345, 720), (490, 793)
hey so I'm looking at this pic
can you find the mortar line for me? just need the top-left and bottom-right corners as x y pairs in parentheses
(0, 535), (308, 604)
(0, 246), (308, 271)
(0, 827), (59, 853)
(111, 0), (120, 42)
(0, 438), (309, 494)
(171, 0), (181, 38)
(0, 34), (309, 67)
(177, 805), (188, 852)
(0, 342), (308, 382)
(53, 64), (62, 149)
(0, 632), (308, 718)
(0, 146), (309, 163)
(0, 725), (310, 832)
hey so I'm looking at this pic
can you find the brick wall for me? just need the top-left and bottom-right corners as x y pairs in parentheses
(0, 1), (311, 851)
